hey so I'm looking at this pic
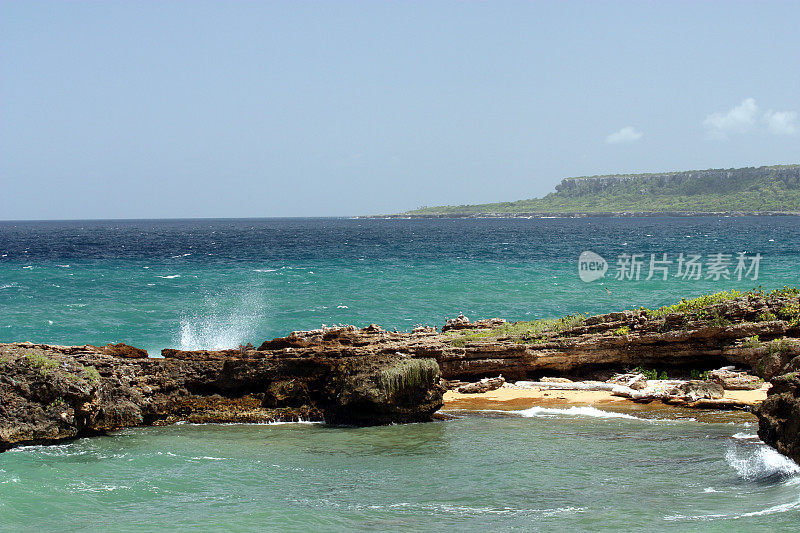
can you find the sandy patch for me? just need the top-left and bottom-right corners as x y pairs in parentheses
(442, 383), (770, 423)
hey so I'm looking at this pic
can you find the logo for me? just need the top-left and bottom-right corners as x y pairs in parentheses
(578, 251), (608, 283)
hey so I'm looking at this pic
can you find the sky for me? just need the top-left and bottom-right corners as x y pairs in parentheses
(1, 1), (799, 220)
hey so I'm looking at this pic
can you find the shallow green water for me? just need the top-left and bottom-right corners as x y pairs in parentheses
(1, 410), (798, 532)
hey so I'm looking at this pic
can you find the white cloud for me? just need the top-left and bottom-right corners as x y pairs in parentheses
(605, 126), (642, 144)
(703, 97), (758, 139)
(764, 110), (798, 135)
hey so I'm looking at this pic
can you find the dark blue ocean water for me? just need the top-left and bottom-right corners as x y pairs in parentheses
(1, 217), (799, 354)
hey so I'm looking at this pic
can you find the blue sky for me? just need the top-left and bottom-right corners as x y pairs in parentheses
(1, 1), (799, 219)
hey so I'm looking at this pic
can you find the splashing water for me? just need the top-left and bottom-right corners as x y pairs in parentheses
(178, 291), (267, 351)
(725, 443), (800, 482)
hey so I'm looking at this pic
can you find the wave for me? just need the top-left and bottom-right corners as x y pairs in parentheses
(516, 406), (642, 420)
(516, 406), (641, 420)
(299, 499), (586, 518)
(725, 444), (800, 482)
(180, 419), (321, 426)
(731, 432), (760, 440)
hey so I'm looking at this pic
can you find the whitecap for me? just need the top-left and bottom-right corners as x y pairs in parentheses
(158, 274), (181, 279)
(738, 497), (800, 517)
(731, 433), (759, 440)
(253, 268), (277, 273)
(22, 265), (33, 269)
(516, 406), (641, 420)
(68, 481), (131, 493)
(337, 305), (349, 309)
(725, 443), (800, 481)
(57, 264), (70, 268)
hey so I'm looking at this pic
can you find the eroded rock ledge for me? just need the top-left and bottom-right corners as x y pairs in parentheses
(2, 290), (800, 455)
(0, 337), (443, 451)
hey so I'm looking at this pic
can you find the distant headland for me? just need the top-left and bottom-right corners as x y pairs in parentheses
(379, 164), (800, 218)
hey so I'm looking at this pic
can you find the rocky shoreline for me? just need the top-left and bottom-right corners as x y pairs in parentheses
(2, 288), (800, 461)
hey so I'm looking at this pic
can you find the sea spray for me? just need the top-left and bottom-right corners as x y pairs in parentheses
(177, 289), (269, 351)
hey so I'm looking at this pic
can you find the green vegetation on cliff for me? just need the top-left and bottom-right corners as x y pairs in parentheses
(403, 164), (800, 216)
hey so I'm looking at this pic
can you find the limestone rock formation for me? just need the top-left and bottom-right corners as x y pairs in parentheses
(3, 290), (798, 453)
(0, 333), (444, 451)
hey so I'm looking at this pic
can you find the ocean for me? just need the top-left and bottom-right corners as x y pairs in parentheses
(2, 216), (800, 530)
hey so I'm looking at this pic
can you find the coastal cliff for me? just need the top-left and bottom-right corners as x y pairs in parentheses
(395, 164), (800, 216)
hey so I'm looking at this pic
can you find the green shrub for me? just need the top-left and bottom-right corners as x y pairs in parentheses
(48, 397), (65, 409)
(24, 352), (59, 376)
(645, 290), (742, 319)
(777, 302), (800, 322)
(446, 314), (586, 346)
(612, 326), (631, 336)
(689, 369), (712, 380)
(82, 366), (101, 383)
(709, 313), (733, 327)
(765, 338), (795, 357)
(770, 286), (800, 298)
(757, 311), (778, 322)
(742, 335), (761, 349)
(633, 366), (659, 380)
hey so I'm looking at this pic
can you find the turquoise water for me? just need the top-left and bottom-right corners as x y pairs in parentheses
(2, 217), (800, 530)
(1, 411), (799, 531)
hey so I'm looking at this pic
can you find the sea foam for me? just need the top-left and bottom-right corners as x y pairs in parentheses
(516, 406), (640, 420)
